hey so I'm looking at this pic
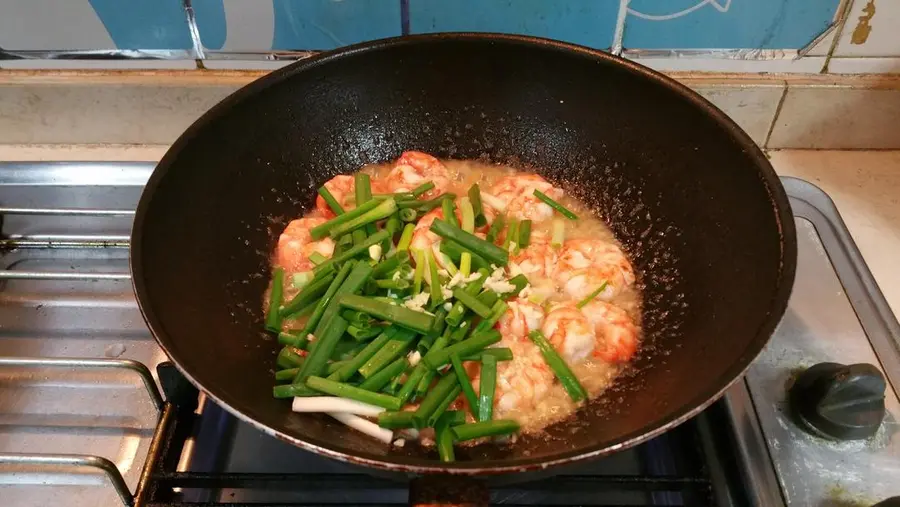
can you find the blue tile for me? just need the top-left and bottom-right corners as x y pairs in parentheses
(624, 0), (841, 50)
(409, 0), (619, 49)
(272, 0), (402, 50)
(88, 0), (194, 50)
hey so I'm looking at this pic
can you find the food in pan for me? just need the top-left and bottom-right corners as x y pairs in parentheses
(265, 151), (641, 460)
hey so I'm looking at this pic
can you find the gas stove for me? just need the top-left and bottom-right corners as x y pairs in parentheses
(0, 162), (897, 506)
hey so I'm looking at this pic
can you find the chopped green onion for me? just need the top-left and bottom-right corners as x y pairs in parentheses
(551, 219), (565, 248)
(442, 198), (459, 228)
(279, 270), (336, 318)
(422, 330), (502, 369)
(284, 314), (349, 395)
(425, 248), (444, 305)
(265, 268), (285, 332)
(460, 197), (475, 233)
(399, 208), (418, 222)
(518, 219), (532, 248)
(440, 240), (491, 272)
(397, 363), (429, 404)
(330, 328), (395, 381)
(305, 376), (403, 411)
(358, 328), (416, 378)
(430, 219), (509, 267)
(452, 287), (494, 318)
(462, 347), (513, 362)
(372, 251), (410, 279)
(502, 274), (529, 301)
(310, 261), (373, 341)
(534, 189), (578, 220)
(327, 198), (398, 240)
(411, 181), (435, 198)
(413, 249), (425, 294)
(326, 359), (351, 375)
(427, 386), (462, 428)
(310, 199), (381, 240)
(292, 271), (314, 289)
(294, 261), (355, 344)
(275, 367), (301, 382)
(478, 354), (497, 422)
(459, 252), (472, 278)
(276, 346), (305, 369)
(317, 185), (345, 215)
(374, 278), (410, 290)
(338, 294), (435, 334)
(436, 411), (466, 462)
(486, 213), (505, 244)
(359, 357), (409, 392)
(468, 184), (487, 228)
(414, 373), (460, 426)
(308, 252), (328, 265)
(378, 410), (421, 429)
(397, 223), (416, 251)
(576, 281), (609, 309)
(528, 330), (587, 402)
(503, 218), (519, 252)
(438, 251), (458, 276)
(347, 324), (385, 342)
(451, 354), (479, 417)
(278, 331), (303, 347)
(452, 420), (520, 441)
(314, 230), (390, 274)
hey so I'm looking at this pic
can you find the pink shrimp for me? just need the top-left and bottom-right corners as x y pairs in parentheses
(508, 233), (557, 283)
(489, 174), (563, 222)
(555, 239), (635, 302)
(384, 151), (451, 200)
(580, 301), (639, 363)
(541, 303), (596, 364)
(275, 217), (335, 273)
(410, 208), (449, 253)
(495, 299), (545, 340)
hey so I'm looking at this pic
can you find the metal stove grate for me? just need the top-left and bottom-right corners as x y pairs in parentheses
(0, 162), (743, 506)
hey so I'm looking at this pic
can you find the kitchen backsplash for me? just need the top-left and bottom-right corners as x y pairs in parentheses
(0, 0), (897, 73)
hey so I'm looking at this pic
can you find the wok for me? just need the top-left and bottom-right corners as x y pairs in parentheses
(130, 34), (796, 475)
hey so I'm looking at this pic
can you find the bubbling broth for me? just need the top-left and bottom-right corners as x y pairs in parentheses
(267, 151), (641, 452)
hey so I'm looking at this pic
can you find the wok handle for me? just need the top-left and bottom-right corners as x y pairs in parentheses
(408, 476), (489, 507)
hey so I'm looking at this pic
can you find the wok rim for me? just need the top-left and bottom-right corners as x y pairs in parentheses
(130, 32), (797, 475)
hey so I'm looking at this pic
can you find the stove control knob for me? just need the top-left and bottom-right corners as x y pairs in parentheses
(789, 362), (885, 441)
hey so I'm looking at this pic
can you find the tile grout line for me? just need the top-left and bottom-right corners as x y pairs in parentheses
(611, 0), (629, 56)
(763, 83), (790, 149)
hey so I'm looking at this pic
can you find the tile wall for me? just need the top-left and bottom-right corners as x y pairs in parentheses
(0, 0), (897, 74)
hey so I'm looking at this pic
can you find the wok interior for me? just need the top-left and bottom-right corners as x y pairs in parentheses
(135, 36), (792, 470)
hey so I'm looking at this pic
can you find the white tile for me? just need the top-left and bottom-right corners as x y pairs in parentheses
(828, 57), (900, 74)
(686, 83), (786, 146)
(834, 0), (900, 57)
(0, 59), (198, 70)
(768, 86), (900, 149)
(629, 56), (826, 73)
(0, 84), (239, 144)
(0, 0), (114, 50)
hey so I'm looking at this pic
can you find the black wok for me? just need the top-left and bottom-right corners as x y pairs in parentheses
(130, 34), (796, 475)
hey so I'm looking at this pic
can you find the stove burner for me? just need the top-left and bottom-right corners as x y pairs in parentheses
(789, 362), (886, 440)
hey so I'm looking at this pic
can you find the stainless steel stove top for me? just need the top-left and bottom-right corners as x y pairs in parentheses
(0, 162), (897, 506)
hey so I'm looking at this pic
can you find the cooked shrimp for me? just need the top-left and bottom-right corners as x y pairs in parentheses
(541, 303), (596, 364)
(489, 174), (563, 222)
(555, 239), (635, 301)
(385, 151), (451, 200)
(410, 208), (450, 253)
(580, 301), (638, 363)
(275, 217), (335, 273)
(508, 233), (557, 283)
(496, 299), (545, 340)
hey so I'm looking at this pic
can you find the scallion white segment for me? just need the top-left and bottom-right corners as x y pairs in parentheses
(328, 412), (393, 444)
(292, 396), (386, 417)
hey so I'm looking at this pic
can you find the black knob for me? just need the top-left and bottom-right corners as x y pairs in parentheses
(788, 362), (886, 441)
